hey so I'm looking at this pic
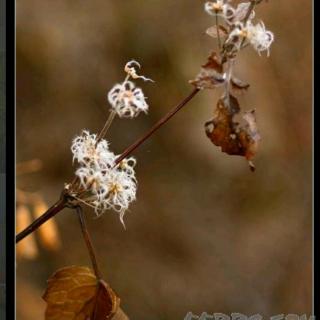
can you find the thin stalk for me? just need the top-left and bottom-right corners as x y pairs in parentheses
(16, 197), (67, 243)
(215, 14), (222, 50)
(96, 109), (117, 144)
(224, 59), (234, 106)
(114, 88), (200, 166)
(76, 206), (102, 279)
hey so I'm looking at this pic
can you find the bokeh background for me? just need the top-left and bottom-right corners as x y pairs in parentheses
(16, 1), (312, 319)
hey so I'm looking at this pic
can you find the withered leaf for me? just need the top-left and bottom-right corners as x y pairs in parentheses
(231, 77), (250, 93)
(189, 52), (225, 89)
(204, 95), (260, 171)
(43, 266), (121, 320)
(201, 52), (223, 73)
(206, 25), (228, 39)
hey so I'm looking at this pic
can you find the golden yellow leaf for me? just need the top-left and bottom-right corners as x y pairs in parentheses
(43, 266), (121, 320)
(16, 205), (38, 259)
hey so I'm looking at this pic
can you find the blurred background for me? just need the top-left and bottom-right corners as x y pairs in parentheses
(16, 1), (312, 319)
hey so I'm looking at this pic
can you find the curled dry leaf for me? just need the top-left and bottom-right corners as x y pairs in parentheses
(204, 95), (260, 171)
(231, 77), (250, 93)
(43, 266), (126, 320)
(189, 52), (225, 89)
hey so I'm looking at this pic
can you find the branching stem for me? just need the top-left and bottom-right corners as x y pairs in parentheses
(215, 14), (222, 50)
(15, 89), (200, 243)
(96, 109), (117, 144)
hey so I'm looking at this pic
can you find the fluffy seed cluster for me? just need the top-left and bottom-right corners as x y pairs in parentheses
(107, 60), (153, 118)
(71, 130), (137, 225)
(205, 0), (274, 56)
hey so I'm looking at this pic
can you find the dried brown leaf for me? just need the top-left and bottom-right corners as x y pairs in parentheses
(204, 95), (260, 171)
(231, 77), (250, 93)
(201, 51), (223, 74)
(189, 52), (225, 89)
(43, 266), (122, 320)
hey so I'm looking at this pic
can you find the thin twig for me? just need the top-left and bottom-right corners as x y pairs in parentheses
(215, 14), (222, 50)
(96, 110), (117, 144)
(16, 197), (67, 243)
(114, 88), (200, 166)
(76, 206), (102, 279)
(224, 59), (234, 106)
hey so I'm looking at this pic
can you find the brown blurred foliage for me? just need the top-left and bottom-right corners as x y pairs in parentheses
(16, 160), (61, 261)
(16, 1), (312, 319)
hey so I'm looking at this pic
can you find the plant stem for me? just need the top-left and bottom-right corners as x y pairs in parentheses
(114, 88), (200, 166)
(224, 59), (234, 106)
(76, 206), (102, 279)
(96, 109), (117, 144)
(15, 89), (199, 241)
(16, 197), (67, 243)
(215, 14), (222, 50)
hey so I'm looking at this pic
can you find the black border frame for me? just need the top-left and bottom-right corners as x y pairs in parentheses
(5, 0), (15, 318)
(0, 0), (6, 318)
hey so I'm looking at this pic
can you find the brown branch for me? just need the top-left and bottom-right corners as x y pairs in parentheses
(96, 109), (117, 144)
(16, 89), (200, 241)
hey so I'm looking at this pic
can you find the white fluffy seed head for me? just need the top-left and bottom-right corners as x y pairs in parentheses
(71, 130), (115, 168)
(246, 21), (274, 56)
(92, 169), (137, 226)
(108, 81), (149, 118)
(226, 20), (274, 56)
(205, 0), (235, 21)
(71, 130), (137, 225)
